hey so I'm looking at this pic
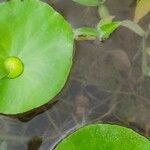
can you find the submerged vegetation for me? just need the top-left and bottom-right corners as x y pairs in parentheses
(0, 0), (149, 149)
(0, 0), (147, 115)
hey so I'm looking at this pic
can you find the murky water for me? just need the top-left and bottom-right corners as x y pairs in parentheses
(0, 0), (150, 150)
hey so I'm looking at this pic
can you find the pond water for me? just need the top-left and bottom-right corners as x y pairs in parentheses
(0, 0), (150, 149)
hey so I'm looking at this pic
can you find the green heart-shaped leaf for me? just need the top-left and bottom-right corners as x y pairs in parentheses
(73, 0), (105, 6)
(0, 0), (74, 114)
(55, 124), (150, 150)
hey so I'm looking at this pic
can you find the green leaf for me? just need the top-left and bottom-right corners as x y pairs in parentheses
(98, 22), (121, 39)
(55, 124), (150, 150)
(121, 20), (145, 37)
(0, 0), (74, 114)
(134, 0), (150, 23)
(72, 0), (105, 6)
(74, 27), (99, 40)
(0, 56), (7, 80)
(98, 16), (115, 27)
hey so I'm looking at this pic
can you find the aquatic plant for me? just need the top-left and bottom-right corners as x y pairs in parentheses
(55, 124), (150, 150)
(0, 0), (147, 115)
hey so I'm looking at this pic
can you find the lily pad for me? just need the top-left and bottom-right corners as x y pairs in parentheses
(55, 124), (150, 150)
(0, 0), (74, 114)
(0, 56), (7, 79)
(72, 0), (105, 6)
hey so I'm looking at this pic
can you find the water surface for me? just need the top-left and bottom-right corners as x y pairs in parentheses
(0, 0), (150, 149)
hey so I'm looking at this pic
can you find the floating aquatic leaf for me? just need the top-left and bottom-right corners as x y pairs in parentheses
(55, 124), (150, 150)
(134, 0), (150, 23)
(98, 16), (115, 27)
(72, 0), (105, 6)
(0, 0), (74, 114)
(0, 56), (7, 79)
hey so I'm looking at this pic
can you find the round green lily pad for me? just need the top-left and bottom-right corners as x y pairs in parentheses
(55, 124), (150, 150)
(0, 0), (74, 114)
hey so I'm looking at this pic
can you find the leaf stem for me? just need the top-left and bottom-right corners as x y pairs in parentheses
(98, 4), (110, 19)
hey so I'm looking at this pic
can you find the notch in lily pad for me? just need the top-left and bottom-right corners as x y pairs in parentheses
(55, 124), (150, 150)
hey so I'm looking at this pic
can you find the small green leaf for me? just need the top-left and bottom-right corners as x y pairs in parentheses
(98, 4), (117, 35)
(98, 21), (121, 39)
(72, 0), (105, 6)
(74, 27), (99, 40)
(121, 20), (145, 37)
(98, 16), (115, 27)
(0, 0), (74, 114)
(55, 124), (150, 150)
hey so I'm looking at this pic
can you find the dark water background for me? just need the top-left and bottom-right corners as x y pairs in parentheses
(0, 0), (150, 149)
